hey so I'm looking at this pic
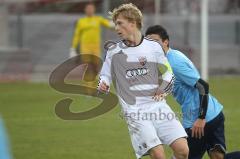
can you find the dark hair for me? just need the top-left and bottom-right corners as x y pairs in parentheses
(145, 25), (169, 41)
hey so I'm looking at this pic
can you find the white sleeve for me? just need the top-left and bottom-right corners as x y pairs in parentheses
(155, 44), (174, 93)
(99, 52), (112, 86)
(155, 44), (173, 83)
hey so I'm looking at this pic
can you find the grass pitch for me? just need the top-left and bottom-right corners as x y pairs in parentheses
(0, 77), (240, 159)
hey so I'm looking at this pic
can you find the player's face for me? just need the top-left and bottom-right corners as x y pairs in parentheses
(147, 34), (162, 44)
(85, 4), (95, 16)
(147, 34), (169, 51)
(114, 15), (135, 40)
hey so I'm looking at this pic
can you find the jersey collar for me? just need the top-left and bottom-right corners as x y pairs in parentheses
(166, 48), (172, 55)
(122, 35), (144, 47)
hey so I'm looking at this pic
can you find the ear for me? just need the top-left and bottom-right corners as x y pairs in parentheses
(163, 39), (169, 47)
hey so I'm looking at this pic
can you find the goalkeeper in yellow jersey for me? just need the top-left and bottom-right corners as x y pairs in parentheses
(70, 2), (113, 58)
(69, 2), (113, 93)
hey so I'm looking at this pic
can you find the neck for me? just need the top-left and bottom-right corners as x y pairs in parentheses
(126, 30), (142, 46)
(163, 47), (169, 55)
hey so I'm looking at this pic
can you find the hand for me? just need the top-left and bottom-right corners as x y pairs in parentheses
(152, 86), (168, 101)
(152, 93), (168, 101)
(69, 48), (78, 58)
(97, 81), (110, 94)
(191, 118), (206, 139)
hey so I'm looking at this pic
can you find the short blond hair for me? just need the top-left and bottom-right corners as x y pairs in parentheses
(110, 3), (143, 29)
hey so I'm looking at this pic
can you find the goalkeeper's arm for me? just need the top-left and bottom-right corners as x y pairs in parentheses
(69, 20), (81, 58)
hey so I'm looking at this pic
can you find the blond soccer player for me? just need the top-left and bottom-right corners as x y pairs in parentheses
(98, 3), (189, 159)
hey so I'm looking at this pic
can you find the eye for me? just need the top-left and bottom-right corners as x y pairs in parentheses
(116, 21), (122, 25)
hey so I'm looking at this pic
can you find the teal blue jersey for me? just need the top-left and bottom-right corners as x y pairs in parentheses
(166, 48), (223, 128)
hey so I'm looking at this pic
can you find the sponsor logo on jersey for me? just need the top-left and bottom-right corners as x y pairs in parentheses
(126, 68), (148, 78)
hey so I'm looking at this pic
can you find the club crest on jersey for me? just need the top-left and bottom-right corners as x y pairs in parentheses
(138, 56), (147, 66)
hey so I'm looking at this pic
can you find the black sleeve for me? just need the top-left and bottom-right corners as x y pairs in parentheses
(195, 78), (209, 119)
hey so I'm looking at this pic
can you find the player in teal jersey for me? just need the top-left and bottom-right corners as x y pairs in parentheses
(146, 25), (240, 159)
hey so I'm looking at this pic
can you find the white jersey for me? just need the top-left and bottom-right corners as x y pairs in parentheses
(99, 36), (174, 109)
(99, 37), (186, 159)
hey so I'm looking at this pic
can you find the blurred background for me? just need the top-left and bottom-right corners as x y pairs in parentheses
(0, 0), (240, 159)
(0, 0), (240, 81)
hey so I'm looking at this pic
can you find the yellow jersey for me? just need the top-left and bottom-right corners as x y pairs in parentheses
(71, 16), (112, 56)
